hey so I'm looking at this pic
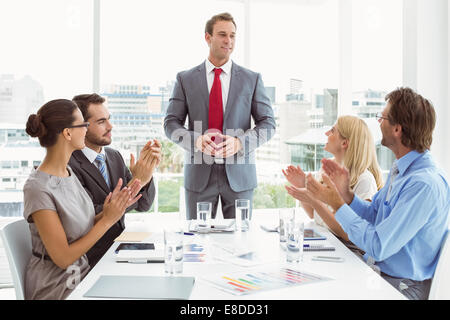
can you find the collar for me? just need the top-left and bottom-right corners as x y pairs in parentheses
(205, 58), (232, 75)
(395, 150), (426, 176)
(81, 147), (106, 164)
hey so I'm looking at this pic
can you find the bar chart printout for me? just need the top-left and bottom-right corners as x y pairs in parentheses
(202, 267), (332, 296)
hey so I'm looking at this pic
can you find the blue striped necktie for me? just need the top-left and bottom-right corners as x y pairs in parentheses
(95, 154), (110, 188)
(385, 162), (399, 202)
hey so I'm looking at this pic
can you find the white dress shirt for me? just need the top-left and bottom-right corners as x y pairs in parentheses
(205, 58), (232, 112)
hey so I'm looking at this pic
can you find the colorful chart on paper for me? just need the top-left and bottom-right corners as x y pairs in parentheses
(183, 244), (206, 262)
(202, 267), (332, 296)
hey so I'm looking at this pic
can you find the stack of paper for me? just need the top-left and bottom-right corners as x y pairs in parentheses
(114, 232), (152, 242)
(202, 266), (332, 296)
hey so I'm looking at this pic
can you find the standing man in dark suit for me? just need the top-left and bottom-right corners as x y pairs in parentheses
(69, 93), (161, 267)
(164, 13), (276, 220)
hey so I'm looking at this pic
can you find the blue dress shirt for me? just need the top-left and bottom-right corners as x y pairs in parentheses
(335, 150), (450, 281)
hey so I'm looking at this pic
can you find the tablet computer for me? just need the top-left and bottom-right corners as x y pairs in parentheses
(114, 242), (164, 263)
(115, 243), (155, 253)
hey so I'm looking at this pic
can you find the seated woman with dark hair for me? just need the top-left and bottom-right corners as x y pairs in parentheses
(23, 99), (142, 300)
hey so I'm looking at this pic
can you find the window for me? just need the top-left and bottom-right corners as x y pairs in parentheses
(247, 1), (339, 207)
(101, 0), (245, 212)
(351, 0), (402, 174)
(0, 0), (92, 217)
(249, 1), (339, 103)
(0, 0), (92, 102)
(1, 0), (447, 218)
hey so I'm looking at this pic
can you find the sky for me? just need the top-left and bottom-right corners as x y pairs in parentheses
(0, 0), (402, 106)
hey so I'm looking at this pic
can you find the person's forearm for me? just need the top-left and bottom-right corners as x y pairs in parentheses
(323, 190), (348, 212)
(54, 217), (113, 269)
(343, 190), (355, 206)
(128, 175), (152, 188)
(94, 212), (104, 223)
(313, 201), (349, 240)
(300, 202), (314, 219)
(330, 198), (346, 212)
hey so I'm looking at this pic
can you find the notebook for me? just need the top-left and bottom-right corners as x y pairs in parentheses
(83, 275), (195, 299)
(304, 244), (335, 252)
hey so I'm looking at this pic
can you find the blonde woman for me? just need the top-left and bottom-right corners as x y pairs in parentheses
(283, 116), (383, 250)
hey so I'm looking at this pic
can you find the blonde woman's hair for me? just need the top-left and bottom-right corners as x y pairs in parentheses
(335, 116), (383, 190)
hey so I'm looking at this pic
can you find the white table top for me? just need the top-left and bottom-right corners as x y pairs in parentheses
(67, 210), (406, 300)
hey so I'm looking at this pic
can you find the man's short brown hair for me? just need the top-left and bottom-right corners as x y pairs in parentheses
(385, 87), (436, 153)
(205, 12), (236, 35)
(72, 93), (105, 121)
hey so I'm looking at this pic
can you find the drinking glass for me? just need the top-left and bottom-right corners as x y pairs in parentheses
(279, 208), (295, 243)
(235, 199), (250, 232)
(164, 226), (184, 274)
(286, 221), (304, 263)
(196, 202), (212, 233)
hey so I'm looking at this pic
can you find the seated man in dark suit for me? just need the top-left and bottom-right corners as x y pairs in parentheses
(69, 93), (161, 268)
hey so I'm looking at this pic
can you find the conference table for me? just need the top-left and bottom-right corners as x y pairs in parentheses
(68, 209), (406, 300)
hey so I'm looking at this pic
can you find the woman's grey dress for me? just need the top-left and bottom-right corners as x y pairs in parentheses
(23, 167), (95, 300)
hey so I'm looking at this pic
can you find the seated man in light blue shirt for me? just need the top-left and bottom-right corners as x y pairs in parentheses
(305, 87), (450, 300)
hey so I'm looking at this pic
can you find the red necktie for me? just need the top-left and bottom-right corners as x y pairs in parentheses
(209, 68), (223, 134)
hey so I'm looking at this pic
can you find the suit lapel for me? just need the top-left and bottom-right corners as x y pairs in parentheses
(74, 150), (111, 194)
(223, 63), (240, 125)
(196, 62), (210, 120)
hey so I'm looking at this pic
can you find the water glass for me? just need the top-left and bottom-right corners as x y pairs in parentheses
(286, 221), (304, 263)
(164, 227), (183, 274)
(279, 208), (295, 243)
(196, 202), (212, 233)
(235, 199), (250, 232)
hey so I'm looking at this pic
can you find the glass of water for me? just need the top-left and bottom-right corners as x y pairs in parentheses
(286, 221), (304, 263)
(279, 208), (294, 243)
(235, 199), (250, 232)
(164, 226), (183, 274)
(196, 202), (212, 233)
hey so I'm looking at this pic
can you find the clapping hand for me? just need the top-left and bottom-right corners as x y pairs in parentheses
(284, 184), (318, 206)
(305, 173), (345, 212)
(102, 178), (142, 226)
(129, 139), (161, 186)
(320, 158), (354, 204)
(282, 165), (306, 188)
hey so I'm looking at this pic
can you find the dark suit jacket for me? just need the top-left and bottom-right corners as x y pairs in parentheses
(69, 147), (155, 267)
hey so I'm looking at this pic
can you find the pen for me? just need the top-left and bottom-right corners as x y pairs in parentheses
(116, 259), (164, 264)
(184, 232), (195, 236)
(312, 256), (344, 262)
